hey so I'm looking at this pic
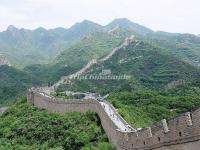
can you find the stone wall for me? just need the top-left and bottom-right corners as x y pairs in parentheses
(117, 109), (200, 150)
(27, 90), (120, 147)
(27, 90), (200, 150)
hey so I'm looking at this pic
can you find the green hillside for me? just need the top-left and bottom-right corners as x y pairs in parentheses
(106, 18), (153, 35)
(0, 65), (41, 105)
(64, 39), (200, 94)
(25, 29), (131, 85)
(0, 20), (103, 68)
(54, 29), (130, 64)
(64, 20), (103, 41)
(0, 27), (131, 105)
(2, 18), (200, 107)
(0, 26), (66, 68)
(1, 18), (200, 149)
(0, 99), (114, 150)
(108, 87), (200, 128)
(144, 32), (200, 66)
(1, 18), (200, 69)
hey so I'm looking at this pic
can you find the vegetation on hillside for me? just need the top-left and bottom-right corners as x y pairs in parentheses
(0, 65), (41, 105)
(0, 28), (131, 105)
(2, 19), (200, 106)
(24, 29), (130, 85)
(55, 38), (200, 129)
(0, 20), (104, 68)
(108, 86), (200, 128)
(0, 99), (114, 150)
(145, 32), (200, 66)
(65, 40), (200, 94)
(1, 18), (200, 150)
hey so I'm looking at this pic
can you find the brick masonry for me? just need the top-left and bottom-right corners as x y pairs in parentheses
(27, 90), (200, 150)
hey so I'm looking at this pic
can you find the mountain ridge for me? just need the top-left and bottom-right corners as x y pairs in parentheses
(64, 37), (200, 94)
(1, 18), (200, 105)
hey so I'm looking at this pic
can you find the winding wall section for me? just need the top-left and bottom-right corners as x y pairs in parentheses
(27, 89), (200, 150)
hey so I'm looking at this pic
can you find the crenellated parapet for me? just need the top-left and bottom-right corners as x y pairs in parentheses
(118, 109), (200, 150)
(27, 88), (200, 150)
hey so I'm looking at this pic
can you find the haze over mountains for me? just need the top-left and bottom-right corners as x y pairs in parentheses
(1, 18), (200, 68)
(67, 37), (200, 94)
(1, 17), (200, 149)
(1, 18), (200, 104)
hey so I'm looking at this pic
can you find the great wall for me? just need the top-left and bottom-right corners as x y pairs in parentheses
(27, 88), (200, 150)
(27, 36), (200, 149)
(52, 35), (134, 89)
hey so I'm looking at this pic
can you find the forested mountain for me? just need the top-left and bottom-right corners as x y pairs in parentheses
(1, 18), (200, 149)
(0, 19), (145, 68)
(144, 32), (200, 66)
(0, 20), (104, 68)
(107, 87), (200, 128)
(64, 37), (200, 94)
(1, 18), (200, 106)
(1, 18), (200, 69)
(64, 20), (103, 41)
(24, 28), (132, 85)
(0, 65), (41, 105)
(105, 18), (153, 35)
(55, 32), (200, 129)
(0, 26), (132, 103)
(0, 26), (66, 68)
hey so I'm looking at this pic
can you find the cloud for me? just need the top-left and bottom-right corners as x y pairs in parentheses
(0, 0), (199, 34)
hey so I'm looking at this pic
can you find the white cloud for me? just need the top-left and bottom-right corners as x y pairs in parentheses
(0, 0), (200, 34)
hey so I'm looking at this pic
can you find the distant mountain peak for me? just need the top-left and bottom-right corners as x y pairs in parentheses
(72, 20), (102, 28)
(110, 18), (136, 26)
(34, 27), (47, 32)
(7, 25), (18, 32)
(112, 18), (132, 22)
(82, 19), (95, 24)
(68, 20), (103, 38)
(106, 18), (153, 35)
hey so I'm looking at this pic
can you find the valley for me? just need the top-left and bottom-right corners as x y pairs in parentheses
(1, 18), (200, 150)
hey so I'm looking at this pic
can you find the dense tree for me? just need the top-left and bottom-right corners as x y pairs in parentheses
(0, 99), (114, 150)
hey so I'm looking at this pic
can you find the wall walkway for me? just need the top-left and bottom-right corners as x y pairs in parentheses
(27, 89), (200, 150)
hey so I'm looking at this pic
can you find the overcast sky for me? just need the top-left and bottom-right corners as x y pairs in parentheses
(0, 0), (200, 34)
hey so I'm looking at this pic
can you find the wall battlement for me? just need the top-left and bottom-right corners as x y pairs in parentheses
(117, 106), (200, 150)
(27, 89), (200, 150)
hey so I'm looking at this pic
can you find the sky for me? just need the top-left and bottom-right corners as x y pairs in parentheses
(0, 0), (200, 34)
